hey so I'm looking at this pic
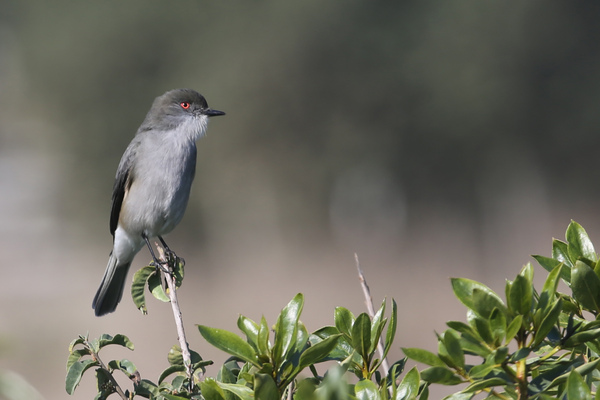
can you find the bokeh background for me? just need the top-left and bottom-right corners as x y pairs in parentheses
(2, 1), (600, 399)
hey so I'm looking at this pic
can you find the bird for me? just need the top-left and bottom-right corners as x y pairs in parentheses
(92, 88), (225, 316)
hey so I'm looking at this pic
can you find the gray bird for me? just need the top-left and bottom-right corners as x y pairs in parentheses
(93, 88), (225, 316)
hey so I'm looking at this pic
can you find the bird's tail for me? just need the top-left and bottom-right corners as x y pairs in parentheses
(92, 252), (131, 316)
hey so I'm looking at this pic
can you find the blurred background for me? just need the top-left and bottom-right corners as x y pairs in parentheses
(2, 1), (600, 398)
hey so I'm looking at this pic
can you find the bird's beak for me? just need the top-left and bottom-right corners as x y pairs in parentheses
(204, 108), (226, 117)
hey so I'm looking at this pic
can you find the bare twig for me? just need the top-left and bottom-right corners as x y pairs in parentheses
(156, 245), (194, 389)
(84, 337), (128, 400)
(355, 253), (390, 373)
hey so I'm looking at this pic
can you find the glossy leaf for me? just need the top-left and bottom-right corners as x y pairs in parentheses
(563, 327), (600, 347)
(420, 366), (462, 385)
(272, 293), (303, 368)
(199, 379), (226, 400)
(217, 382), (254, 400)
(335, 307), (355, 338)
(505, 315), (523, 344)
(542, 263), (564, 296)
(463, 377), (507, 393)
(254, 373), (279, 400)
(553, 239), (573, 268)
(352, 313), (372, 362)
(197, 325), (259, 366)
(396, 366), (420, 400)
(354, 379), (379, 400)
(566, 220), (596, 263)
(369, 302), (386, 355)
(571, 261), (600, 313)
(402, 348), (446, 367)
(441, 330), (464, 369)
(532, 298), (561, 348)
(507, 274), (532, 316)
(257, 315), (270, 357)
(237, 315), (259, 349)
(298, 334), (342, 370)
(384, 299), (398, 359)
(451, 278), (506, 319)
(533, 255), (570, 283)
(489, 308), (506, 345)
(566, 369), (592, 399)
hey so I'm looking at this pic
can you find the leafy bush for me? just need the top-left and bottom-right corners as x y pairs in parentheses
(67, 221), (600, 399)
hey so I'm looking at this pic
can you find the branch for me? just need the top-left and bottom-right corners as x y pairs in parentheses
(355, 253), (389, 373)
(156, 245), (194, 390)
(84, 338), (128, 400)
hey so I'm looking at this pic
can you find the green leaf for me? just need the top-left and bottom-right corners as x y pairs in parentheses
(441, 330), (464, 369)
(98, 334), (134, 351)
(451, 278), (506, 319)
(489, 308), (506, 345)
(571, 261), (600, 313)
(507, 274), (533, 316)
(65, 359), (98, 394)
(532, 299), (562, 348)
(533, 255), (570, 283)
(567, 220), (596, 263)
(402, 348), (445, 367)
(66, 349), (88, 372)
(197, 325), (259, 366)
(396, 367), (420, 400)
(553, 239), (573, 268)
(505, 315), (523, 344)
(272, 293), (304, 368)
(161, 394), (190, 400)
(257, 315), (270, 357)
(199, 378), (226, 400)
(108, 359), (137, 376)
(149, 272), (169, 302)
(310, 326), (355, 362)
(542, 263), (564, 296)
(354, 379), (379, 400)
(254, 373), (279, 400)
(352, 313), (372, 362)
(566, 369), (593, 399)
(335, 307), (355, 338)
(217, 382), (255, 400)
(384, 299), (398, 360)
(237, 315), (259, 350)
(68, 336), (86, 352)
(462, 377), (507, 393)
(131, 265), (156, 314)
(420, 366), (462, 385)
(298, 334), (342, 370)
(563, 327), (600, 347)
(158, 365), (185, 384)
(369, 300), (386, 354)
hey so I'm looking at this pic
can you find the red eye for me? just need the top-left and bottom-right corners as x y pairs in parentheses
(180, 102), (190, 109)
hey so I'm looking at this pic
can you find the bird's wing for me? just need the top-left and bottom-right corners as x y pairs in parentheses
(110, 141), (139, 236)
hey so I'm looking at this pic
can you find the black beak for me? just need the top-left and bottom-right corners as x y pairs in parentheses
(204, 108), (226, 117)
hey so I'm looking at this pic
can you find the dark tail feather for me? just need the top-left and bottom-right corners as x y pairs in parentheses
(92, 253), (131, 316)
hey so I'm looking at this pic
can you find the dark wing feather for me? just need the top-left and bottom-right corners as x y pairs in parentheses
(110, 141), (138, 236)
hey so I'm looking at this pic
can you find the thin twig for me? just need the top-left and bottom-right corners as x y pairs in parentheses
(156, 245), (194, 390)
(84, 338), (128, 400)
(355, 253), (390, 373)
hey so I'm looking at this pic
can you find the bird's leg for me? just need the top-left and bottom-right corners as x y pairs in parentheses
(143, 234), (171, 274)
(158, 236), (185, 267)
